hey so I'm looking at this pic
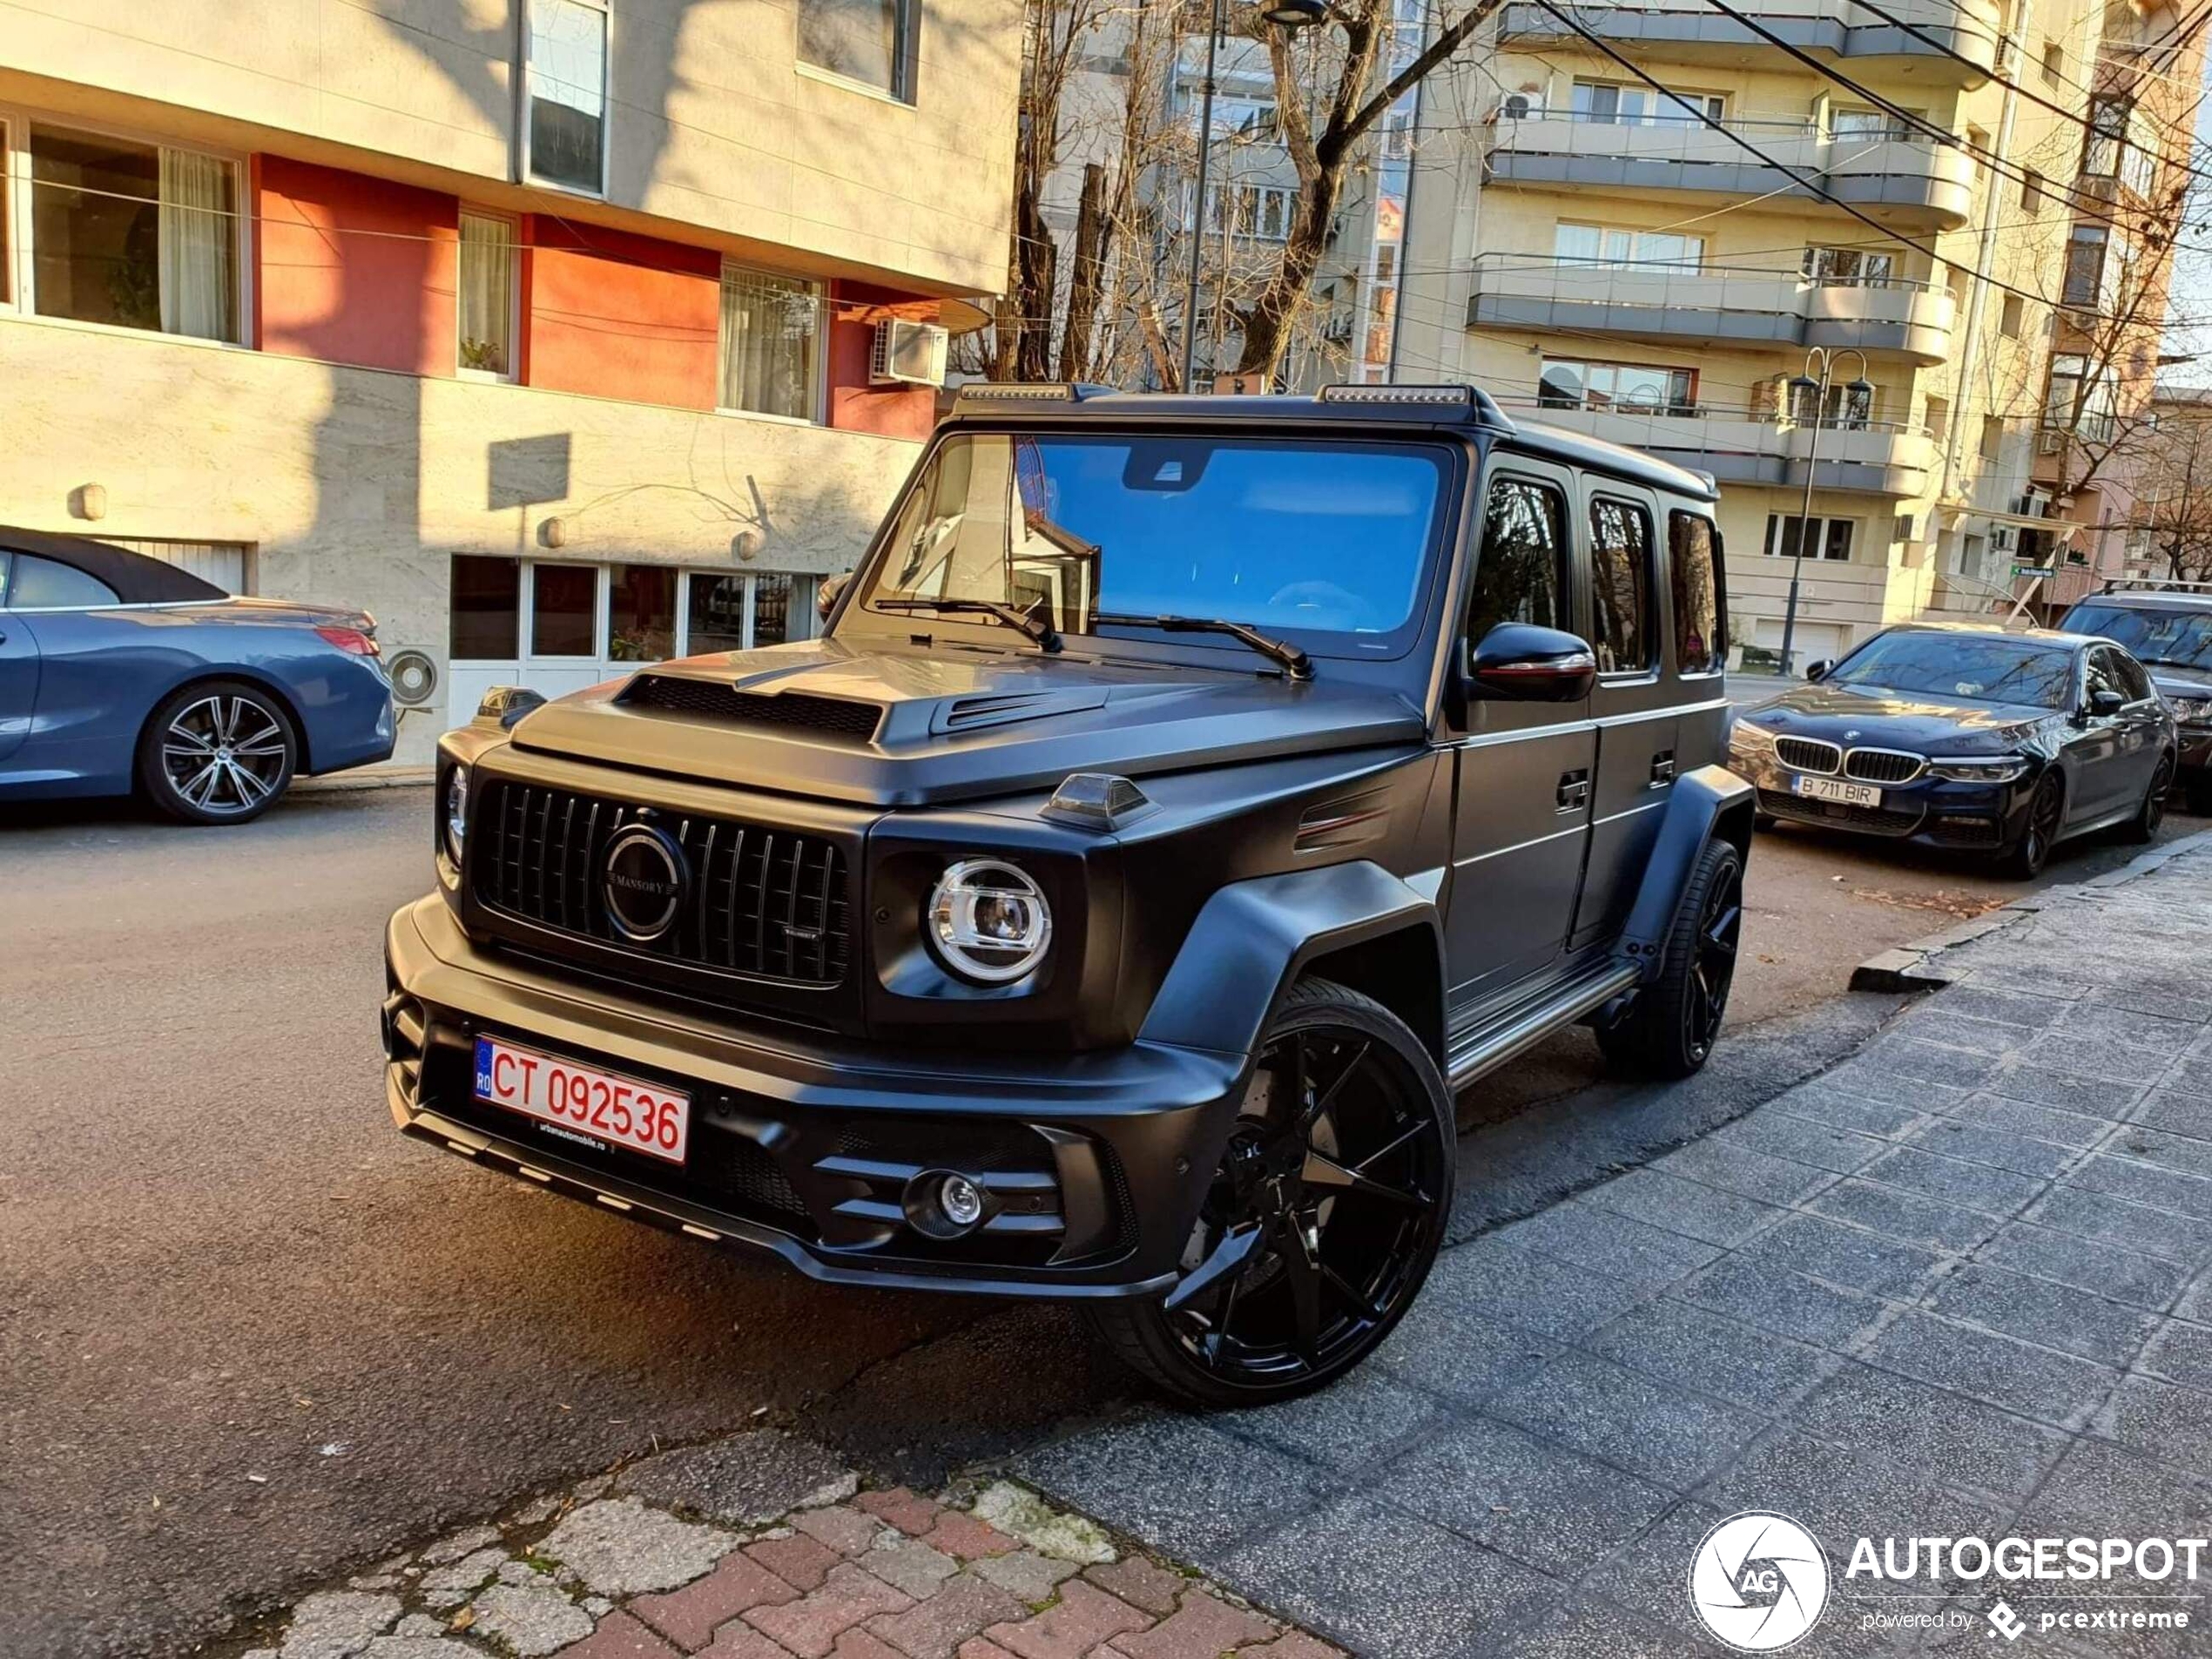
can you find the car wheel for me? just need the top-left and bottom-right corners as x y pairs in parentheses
(2121, 753), (2175, 845)
(1597, 838), (1743, 1081)
(1085, 978), (1453, 1407)
(2001, 773), (2064, 879)
(138, 680), (298, 825)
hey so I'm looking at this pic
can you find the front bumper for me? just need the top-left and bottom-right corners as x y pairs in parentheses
(2176, 727), (2212, 779)
(383, 896), (1245, 1298)
(1731, 751), (2031, 851)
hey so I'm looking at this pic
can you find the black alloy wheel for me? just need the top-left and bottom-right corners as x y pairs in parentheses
(138, 680), (299, 825)
(2003, 773), (2065, 879)
(1598, 837), (1743, 1080)
(2122, 752), (2175, 845)
(1087, 979), (1453, 1406)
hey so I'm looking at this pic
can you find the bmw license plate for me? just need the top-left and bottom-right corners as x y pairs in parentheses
(1792, 775), (1882, 807)
(473, 1036), (690, 1164)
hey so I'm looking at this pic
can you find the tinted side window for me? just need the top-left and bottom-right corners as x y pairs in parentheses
(2110, 650), (2153, 702)
(1588, 496), (1653, 673)
(1470, 475), (1570, 641)
(0, 552), (11, 607)
(1668, 510), (1725, 675)
(8, 552), (119, 609)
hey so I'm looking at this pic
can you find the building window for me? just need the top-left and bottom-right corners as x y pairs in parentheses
(2000, 294), (2024, 337)
(21, 125), (239, 341)
(2040, 38), (2063, 85)
(531, 562), (599, 656)
(1538, 357), (1695, 414)
(1831, 106), (1911, 142)
(1764, 515), (1855, 562)
(450, 556), (523, 658)
(527, 0), (609, 195)
(1785, 377), (1873, 428)
(1979, 414), (2005, 460)
(1568, 80), (1723, 127)
(2020, 167), (2044, 212)
(1192, 181), (1296, 241)
(607, 563), (677, 660)
(1588, 497), (1654, 673)
(799, 0), (915, 99)
(718, 265), (824, 421)
(1925, 394), (1949, 441)
(450, 558), (817, 668)
(457, 211), (517, 379)
(2064, 224), (2114, 309)
(1669, 511), (1725, 675)
(1555, 223), (1704, 270)
(2045, 353), (2117, 442)
(686, 570), (817, 653)
(1802, 246), (1896, 287)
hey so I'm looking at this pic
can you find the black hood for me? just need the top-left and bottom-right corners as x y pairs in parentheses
(1746, 679), (2057, 753)
(508, 638), (1427, 808)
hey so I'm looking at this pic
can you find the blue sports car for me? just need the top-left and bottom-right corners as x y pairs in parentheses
(0, 527), (395, 824)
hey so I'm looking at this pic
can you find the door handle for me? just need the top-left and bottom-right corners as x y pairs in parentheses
(1649, 751), (1676, 788)
(1557, 769), (1591, 812)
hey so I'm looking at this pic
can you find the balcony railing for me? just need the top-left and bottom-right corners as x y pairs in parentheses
(1499, 395), (1939, 496)
(1499, 0), (2000, 78)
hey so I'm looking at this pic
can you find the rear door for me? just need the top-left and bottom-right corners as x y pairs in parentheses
(2101, 644), (2166, 804)
(0, 553), (39, 762)
(2074, 645), (2134, 822)
(1572, 484), (1676, 948)
(1442, 456), (1596, 1009)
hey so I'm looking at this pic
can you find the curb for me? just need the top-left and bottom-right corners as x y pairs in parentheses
(293, 766), (435, 795)
(1847, 824), (2212, 994)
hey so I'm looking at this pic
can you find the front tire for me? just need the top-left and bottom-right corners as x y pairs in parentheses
(2001, 772), (2064, 879)
(2121, 752), (2174, 845)
(1085, 978), (1453, 1407)
(138, 680), (298, 825)
(1597, 837), (1743, 1081)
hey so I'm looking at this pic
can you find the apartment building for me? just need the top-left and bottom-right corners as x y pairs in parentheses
(1398, 0), (2119, 665)
(0, 0), (1016, 754)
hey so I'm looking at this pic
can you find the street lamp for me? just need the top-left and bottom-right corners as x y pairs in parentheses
(1178, 0), (1326, 392)
(1777, 346), (1872, 677)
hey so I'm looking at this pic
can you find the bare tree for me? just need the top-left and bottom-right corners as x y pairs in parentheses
(2131, 406), (2212, 580)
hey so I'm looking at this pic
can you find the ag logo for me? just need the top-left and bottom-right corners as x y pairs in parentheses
(1689, 1511), (1830, 1651)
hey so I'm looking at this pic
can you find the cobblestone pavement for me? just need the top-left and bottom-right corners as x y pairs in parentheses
(1015, 836), (2212, 1658)
(212, 1432), (1340, 1659)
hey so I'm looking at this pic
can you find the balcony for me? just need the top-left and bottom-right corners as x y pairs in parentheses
(1487, 111), (1978, 233)
(1466, 256), (1958, 363)
(1500, 0), (2000, 83)
(1502, 400), (1939, 497)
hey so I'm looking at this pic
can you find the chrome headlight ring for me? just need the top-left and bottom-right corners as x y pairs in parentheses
(926, 857), (1053, 985)
(443, 763), (469, 867)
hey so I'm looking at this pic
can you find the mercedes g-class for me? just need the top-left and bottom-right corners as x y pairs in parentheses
(382, 381), (1753, 1405)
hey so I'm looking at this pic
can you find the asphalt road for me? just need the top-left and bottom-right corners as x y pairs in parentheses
(0, 779), (2198, 1658)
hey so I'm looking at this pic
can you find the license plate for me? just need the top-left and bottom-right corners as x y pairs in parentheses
(1793, 775), (1882, 807)
(472, 1036), (690, 1164)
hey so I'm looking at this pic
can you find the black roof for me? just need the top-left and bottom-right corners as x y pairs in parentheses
(0, 525), (227, 604)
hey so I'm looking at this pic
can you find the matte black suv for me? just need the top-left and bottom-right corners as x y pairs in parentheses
(382, 383), (1754, 1404)
(2057, 579), (2212, 812)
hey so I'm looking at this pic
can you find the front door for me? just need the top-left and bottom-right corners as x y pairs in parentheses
(1443, 460), (1595, 1011)
(0, 553), (44, 762)
(1573, 489), (1676, 948)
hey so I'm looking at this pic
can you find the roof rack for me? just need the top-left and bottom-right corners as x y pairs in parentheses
(2100, 577), (2212, 594)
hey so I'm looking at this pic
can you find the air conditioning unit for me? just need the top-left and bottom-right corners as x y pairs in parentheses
(870, 319), (949, 388)
(2036, 428), (2068, 455)
(1991, 525), (2018, 552)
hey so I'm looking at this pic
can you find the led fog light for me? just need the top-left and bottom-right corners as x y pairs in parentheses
(903, 1169), (988, 1239)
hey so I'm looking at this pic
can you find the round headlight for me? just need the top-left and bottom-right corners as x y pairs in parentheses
(926, 858), (1052, 984)
(444, 764), (469, 865)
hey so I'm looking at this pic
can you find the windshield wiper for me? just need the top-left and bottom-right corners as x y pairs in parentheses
(1093, 611), (1313, 680)
(870, 596), (1062, 653)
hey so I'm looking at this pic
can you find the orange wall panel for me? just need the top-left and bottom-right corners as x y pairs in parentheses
(255, 156), (456, 377)
(523, 219), (720, 411)
(827, 282), (940, 441)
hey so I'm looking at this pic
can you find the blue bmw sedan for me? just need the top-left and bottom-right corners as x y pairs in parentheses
(0, 527), (394, 824)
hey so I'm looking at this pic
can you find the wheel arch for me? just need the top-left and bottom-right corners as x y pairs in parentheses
(1619, 764), (1756, 982)
(136, 668), (314, 779)
(1135, 860), (1447, 1065)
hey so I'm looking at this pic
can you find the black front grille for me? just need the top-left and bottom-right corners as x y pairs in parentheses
(475, 780), (851, 986)
(1776, 737), (1842, 773)
(1759, 787), (1924, 836)
(1844, 748), (1925, 784)
(619, 675), (883, 741)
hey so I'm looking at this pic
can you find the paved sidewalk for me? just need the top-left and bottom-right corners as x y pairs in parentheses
(1017, 837), (2212, 1657)
(216, 1433), (1340, 1659)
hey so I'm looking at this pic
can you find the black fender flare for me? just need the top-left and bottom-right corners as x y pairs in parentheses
(1619, 765), (1755, 981)
(1136, 860), (1446, 1061)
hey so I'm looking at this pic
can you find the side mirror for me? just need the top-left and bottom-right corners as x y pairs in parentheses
(1467, 623), (1597, 703)
(817, 570), (853, 622)
(2087, 687), (2127, 718)
(1804, 659), (1833, 683)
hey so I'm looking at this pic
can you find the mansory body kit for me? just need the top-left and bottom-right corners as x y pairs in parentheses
(383, 382), (1754, 1403)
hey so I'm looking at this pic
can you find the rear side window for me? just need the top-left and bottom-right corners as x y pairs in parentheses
(2109, 650), (2153, 702)
(1470, 475), (1570, 641)
(7, 552), (118, 609)
(1588, 496), (1653, 673)
(1669, 510), (1725, 675)
(0, 552), (11, 606)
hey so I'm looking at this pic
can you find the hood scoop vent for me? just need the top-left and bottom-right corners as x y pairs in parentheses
(618, 674), (884, 742)
(934, 688), (1111, 734)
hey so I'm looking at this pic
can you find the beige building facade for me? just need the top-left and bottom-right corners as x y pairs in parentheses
(0, 0), (1017, 754)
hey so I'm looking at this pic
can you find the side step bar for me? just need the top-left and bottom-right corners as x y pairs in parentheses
(1445, 961), (1640, 1090)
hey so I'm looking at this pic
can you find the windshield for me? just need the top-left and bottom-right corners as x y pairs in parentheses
(1829, 631), (2077, 710)
(2060, 603), (2212, 671)
(851, 432), (1448, 658)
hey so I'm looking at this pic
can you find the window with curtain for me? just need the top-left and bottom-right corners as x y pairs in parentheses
(1802, 246), (1897, 287)
(457, 212), (516, 377)
(1538, 358), (1696, 415)
(799, 0), (914, 98)
(1764, 515), (1855, 562)
(1554, 224), (1704, 269)
(529, 0), (608, 193)
(718, 266), (823, 421)
(28, 125), (237, 341)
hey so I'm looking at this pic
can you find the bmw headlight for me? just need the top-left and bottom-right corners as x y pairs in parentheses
(2168, 695), (2212, 727)
(1927, 756), (2030, 783)
(443, 763), (469, 866)
(927, 857), (1052, 984)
